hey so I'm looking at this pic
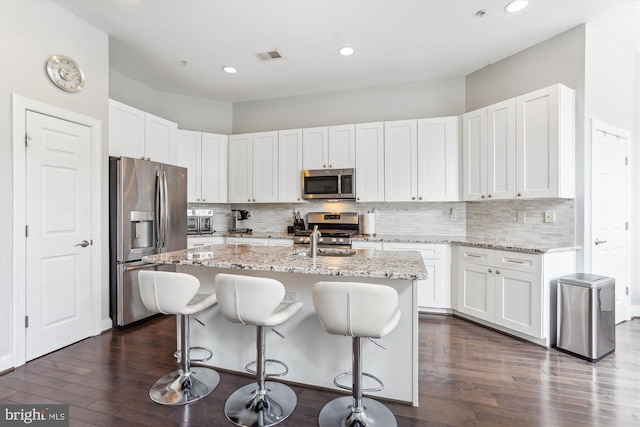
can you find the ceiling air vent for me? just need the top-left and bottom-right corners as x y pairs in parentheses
(256, 50), (283, 61)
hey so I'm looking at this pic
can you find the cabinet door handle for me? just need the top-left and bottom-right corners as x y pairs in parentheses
(488, 194), (492, 198)
(594, 239), (607, 245)
(467, 254), (481, 258)
(481, 195), (485, 199)
(517, 193), (522, 197)
(488, 268), (493, 273)
(507, 259), (525, 264)
(496, 270), (500, 275)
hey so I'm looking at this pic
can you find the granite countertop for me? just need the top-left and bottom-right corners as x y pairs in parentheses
(143, 244), (427, 280)
(353, 234), (580, 254)
(187, 232), (579, 254)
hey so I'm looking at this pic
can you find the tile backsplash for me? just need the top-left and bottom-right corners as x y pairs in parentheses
(466, 198), (575, 244)
(191, 198), (575, 244)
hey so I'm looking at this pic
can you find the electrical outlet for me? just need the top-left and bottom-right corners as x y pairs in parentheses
(449, 208), (457, 221)
(283, 292), (297, 303)
(544, 210), (555, 223)
(517, 211), (526, 223)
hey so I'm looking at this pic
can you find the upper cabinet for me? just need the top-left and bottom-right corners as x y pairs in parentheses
(228, 131), (279, 203)
(109, 99), (177, 164)
(462, 84), (575, 201)
(177, 130), (228, 203)
(355, 122), (385, 202)
(385, 118), (460, 202)
(278, 129), (304, 202)
(417, 117), (460, 202)
(462, 99), (515, 201)
(302, 125), (355, 169)
(515, 84), (575, 199)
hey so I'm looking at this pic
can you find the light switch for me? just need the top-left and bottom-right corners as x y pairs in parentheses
(517, 211), (526, 223)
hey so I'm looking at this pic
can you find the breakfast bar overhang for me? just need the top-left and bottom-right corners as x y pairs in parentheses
(143, 243), (427, 406)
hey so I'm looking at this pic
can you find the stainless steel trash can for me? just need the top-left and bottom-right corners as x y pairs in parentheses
(556, 273), (615, 362)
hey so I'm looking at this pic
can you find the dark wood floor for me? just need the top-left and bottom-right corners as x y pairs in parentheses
(1, 314), (638, 426)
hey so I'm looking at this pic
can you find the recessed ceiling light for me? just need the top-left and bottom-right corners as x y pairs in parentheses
(504, 0), (528, 13)
(339, 46), (354, 56)
(222, 66), (237, 74)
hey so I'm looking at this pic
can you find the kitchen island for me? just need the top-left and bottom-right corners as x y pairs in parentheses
(143, 243), (427, 405)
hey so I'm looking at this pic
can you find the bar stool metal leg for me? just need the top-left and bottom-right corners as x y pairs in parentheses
(224, 326), (297, 427)
(318, 337), (397, 427)
(149, 314), (220, 405)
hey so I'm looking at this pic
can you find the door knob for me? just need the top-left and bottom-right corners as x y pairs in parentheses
(75, 239), (91, 247)
(594, 239), (607, 245)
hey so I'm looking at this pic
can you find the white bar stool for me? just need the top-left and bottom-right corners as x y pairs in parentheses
(138, 270), (220, 405)
(214, 273), (304, 427)
(312, 281), (401, 427)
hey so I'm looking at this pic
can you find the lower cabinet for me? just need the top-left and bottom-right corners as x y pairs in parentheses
(187, 236), (225, 248)
(455, 246), (575, 346)
(225, 237), (293, 247)
(352, 241), (452, 312)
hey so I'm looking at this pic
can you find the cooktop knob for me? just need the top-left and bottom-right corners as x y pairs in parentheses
(331, 238), (337, 243)
(338, 238), (344, 243)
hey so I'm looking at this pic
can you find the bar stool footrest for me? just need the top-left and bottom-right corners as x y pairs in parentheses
(173, 346), (213, 363)
(245, 358), (289, 378)
(333, 371), (384, 393)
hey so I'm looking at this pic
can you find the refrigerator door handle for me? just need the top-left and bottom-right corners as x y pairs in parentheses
(155, 170), (165, 248)
(162, 170), (168, 248)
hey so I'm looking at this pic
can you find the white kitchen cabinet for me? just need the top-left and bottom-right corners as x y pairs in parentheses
(302, 125), (355, 170)
(462, 98), (515, 201)
(384, 120), (417, 201)
(109, 99), (178, 164)
(351, 240), (452, 312)
(456, 246), (575, 346)
(187, 236), (225, 248)
(224, 237), (293, 247)
(228, 131), (278, 203)
(145, 113), (178, 164)
(225, 237), (269, 246)
(417, 117), (460, 201)
(383, 242), (452, 311)
(268, 238), (294, 247)
(177, 130), (228, 203)
(109, 99), (145, 159)
(385, 118), (460, 202)
(515, 84), (575, 199)
(462, 84), (575, 201)
(355, 122), (385, 202)
(278, 129), (304, 202)
(457, 247), (541, 333)
(351, 240), (383, 250)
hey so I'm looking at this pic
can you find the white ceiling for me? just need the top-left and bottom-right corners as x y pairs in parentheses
(53, 0), (639, 103)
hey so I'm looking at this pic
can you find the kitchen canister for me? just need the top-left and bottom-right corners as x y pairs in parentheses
(361, 212), (376, 235)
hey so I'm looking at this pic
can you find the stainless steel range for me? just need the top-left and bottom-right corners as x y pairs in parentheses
(294, 212), (359, 247)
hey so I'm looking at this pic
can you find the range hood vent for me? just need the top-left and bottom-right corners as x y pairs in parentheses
(256, 50), (283, 61)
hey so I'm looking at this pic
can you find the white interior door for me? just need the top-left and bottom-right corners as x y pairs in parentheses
(591, 121), (629, 324)
(25, 111), (92, 360)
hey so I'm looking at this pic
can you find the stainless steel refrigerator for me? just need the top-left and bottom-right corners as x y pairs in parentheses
(109, 156), (187, 327)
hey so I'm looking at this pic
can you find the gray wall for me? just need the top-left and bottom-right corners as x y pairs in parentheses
(0, 0), (109, 365)
(232, 77), (466, 133)
(110, 71), (234, 134)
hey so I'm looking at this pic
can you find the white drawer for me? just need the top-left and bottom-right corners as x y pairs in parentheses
(457, 246), (494, 265)
(382, 242), (443, 259)
(351, 241), (383, 250)
(495, 250), (541, 273)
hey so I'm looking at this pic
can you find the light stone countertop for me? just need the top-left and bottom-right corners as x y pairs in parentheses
(187, 232), (580, 254)
(144, 243), (428, 280)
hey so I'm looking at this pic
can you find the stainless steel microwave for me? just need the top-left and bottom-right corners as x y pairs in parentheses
(302, 168), (355, 199)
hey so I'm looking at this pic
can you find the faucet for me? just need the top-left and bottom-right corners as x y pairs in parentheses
(310, 225), (321, 258)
